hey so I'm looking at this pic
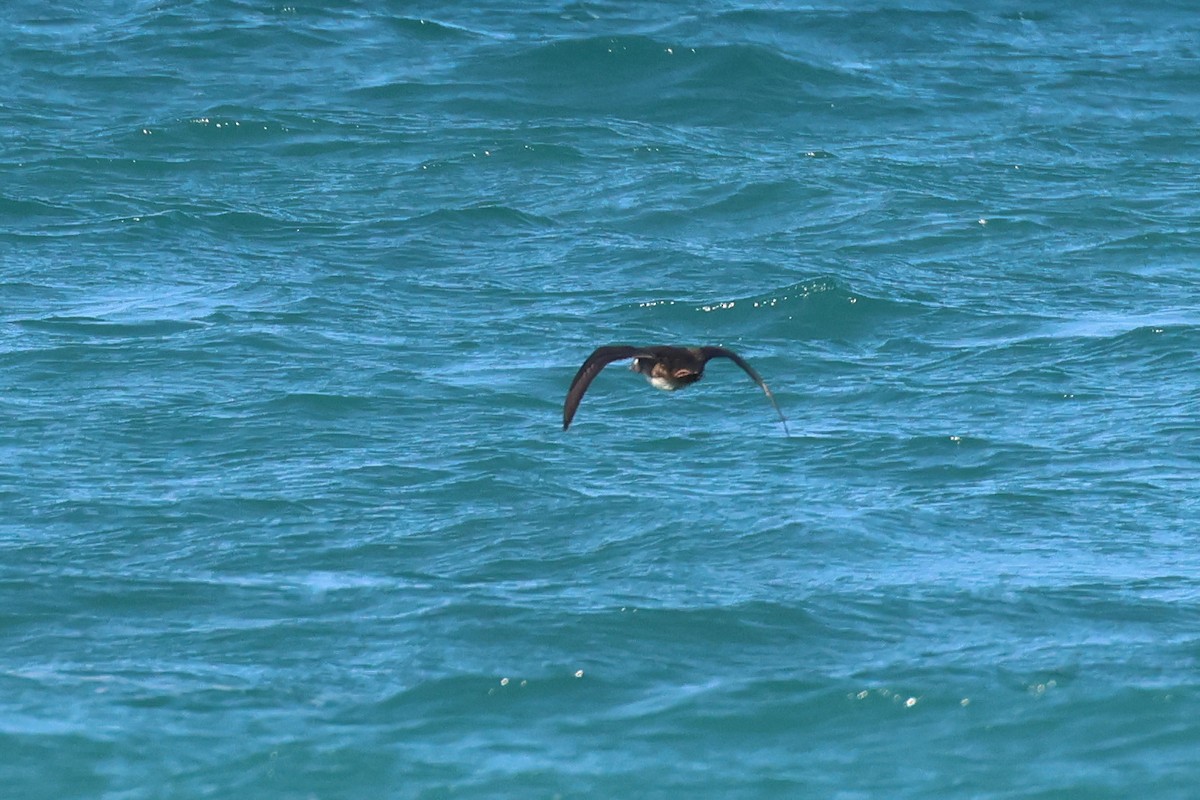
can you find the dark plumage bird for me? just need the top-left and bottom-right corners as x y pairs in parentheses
(562, 345), (790, 434)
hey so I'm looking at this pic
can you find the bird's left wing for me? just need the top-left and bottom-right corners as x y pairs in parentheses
(699, 346), (790, 436)
(563, 345), (640, 430)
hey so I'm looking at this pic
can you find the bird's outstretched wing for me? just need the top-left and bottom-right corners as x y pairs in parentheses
(698, 346), (791, 436)
(563, 345), (640, 430)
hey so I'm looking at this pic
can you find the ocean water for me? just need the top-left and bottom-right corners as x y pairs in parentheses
(3, 1), (1200, 797)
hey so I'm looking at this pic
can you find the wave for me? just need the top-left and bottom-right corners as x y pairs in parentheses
(627, 278), (931, 342)
(14, 316), (204, 339)
(460, 35), (864, 122)
(365, 204), (557, 236)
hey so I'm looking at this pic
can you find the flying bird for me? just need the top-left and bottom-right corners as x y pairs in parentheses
(562, 345), (789, 434)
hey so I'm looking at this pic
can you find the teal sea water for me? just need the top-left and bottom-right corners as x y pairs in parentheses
(4, 1), (1200, 796)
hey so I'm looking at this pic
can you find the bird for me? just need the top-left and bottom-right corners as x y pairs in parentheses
(562, 344), (789, 434)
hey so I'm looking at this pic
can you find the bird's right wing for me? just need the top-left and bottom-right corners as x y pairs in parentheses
(563, 345), (640, 430)
(699, 346), (791, 436)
